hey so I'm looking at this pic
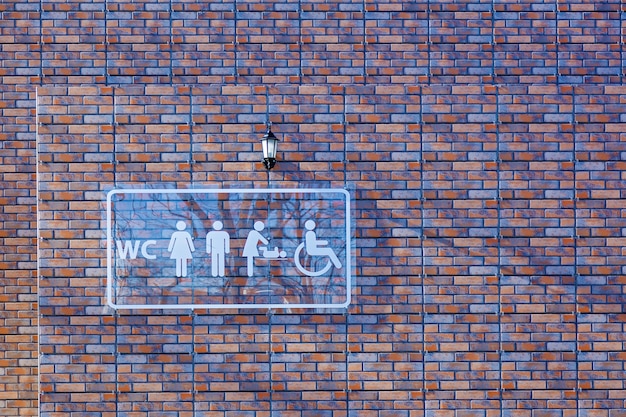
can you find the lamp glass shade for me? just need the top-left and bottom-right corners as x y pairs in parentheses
(261, 128), (279, 170)
(261, 129), (278, 160)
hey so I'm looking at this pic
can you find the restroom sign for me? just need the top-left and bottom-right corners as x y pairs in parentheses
(106, 188), (351, 310)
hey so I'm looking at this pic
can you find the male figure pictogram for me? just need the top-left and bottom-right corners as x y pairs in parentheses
(206, 220), (230, 277)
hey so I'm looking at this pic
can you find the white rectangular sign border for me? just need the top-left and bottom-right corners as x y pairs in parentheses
(106, 188), (352, 311)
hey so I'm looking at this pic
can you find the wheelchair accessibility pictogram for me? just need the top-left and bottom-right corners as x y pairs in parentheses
(294, 220), (342, 277)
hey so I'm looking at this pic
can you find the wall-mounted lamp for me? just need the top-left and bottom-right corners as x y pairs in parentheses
(261, 126), (279, 170)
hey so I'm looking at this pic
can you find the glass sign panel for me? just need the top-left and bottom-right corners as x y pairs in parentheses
(106, 188), (351, 310)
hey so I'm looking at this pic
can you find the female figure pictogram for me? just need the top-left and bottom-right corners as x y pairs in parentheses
(168, 220), (195, 278)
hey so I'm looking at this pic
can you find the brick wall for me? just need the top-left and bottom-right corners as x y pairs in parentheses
(2, 0), (626, 416)
(0, 0), (39, 415)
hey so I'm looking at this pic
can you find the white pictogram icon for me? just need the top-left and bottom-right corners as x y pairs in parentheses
(168, 221), (195, 278)
(243, 221), (270, 277)
(206, 220), (230, 277)
(135, 219), (340, 280)
(294, 220), (342, 277)
(242, 220), (288, 277)
(259, 246), (287, 259)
